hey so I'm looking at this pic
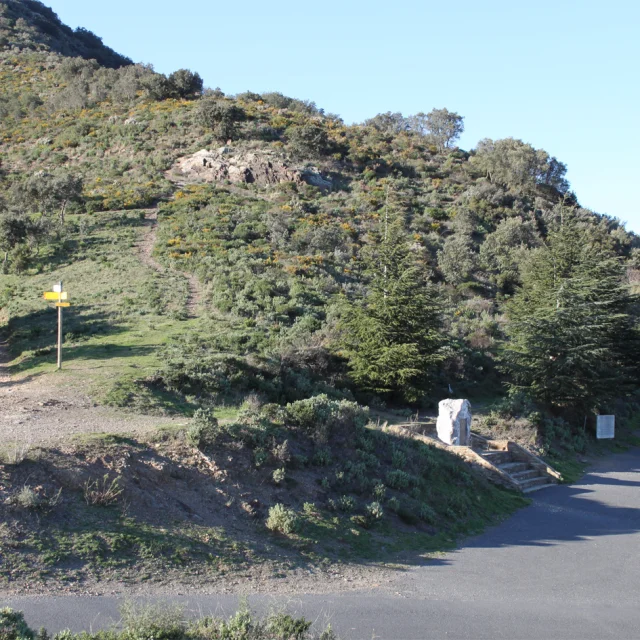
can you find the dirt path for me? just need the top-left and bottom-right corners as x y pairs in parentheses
(137, 208), (203, 318)
(0, 377), (187, 448)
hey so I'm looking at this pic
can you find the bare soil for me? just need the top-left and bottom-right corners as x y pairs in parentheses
(0, 373), (186, 447)
(0, 436), (407, 598)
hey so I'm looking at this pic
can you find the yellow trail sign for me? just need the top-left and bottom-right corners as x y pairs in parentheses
(44, 291), (68, 301)
(55, 302), (71, 308)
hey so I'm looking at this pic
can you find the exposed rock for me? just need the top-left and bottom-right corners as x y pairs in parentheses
(436, 399), (472, 446)
(169, 148), (331, 190)
(302, 168), (333, 189)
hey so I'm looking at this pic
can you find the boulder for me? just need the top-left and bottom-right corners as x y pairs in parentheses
(436, 399), (472, 446)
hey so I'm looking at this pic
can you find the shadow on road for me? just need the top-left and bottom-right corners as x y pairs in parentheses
(425, 449), (640, 565)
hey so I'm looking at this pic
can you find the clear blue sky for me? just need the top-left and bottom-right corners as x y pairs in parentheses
(49, 0), (640, 232)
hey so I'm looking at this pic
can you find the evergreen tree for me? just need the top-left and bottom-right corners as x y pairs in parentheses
(502, 213), (639, 411)
(339, 220), (445, 403)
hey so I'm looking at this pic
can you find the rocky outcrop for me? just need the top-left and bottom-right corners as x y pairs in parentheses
(168, 148), (331, 190)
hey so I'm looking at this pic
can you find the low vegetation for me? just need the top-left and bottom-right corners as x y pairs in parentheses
(0, 603), (338, 640)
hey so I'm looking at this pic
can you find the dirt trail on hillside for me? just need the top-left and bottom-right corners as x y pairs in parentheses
(137, 208), (203, 317)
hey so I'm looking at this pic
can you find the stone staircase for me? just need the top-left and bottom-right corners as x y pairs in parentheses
(478, 446), (559, 493)
(378, 424), (562, 494)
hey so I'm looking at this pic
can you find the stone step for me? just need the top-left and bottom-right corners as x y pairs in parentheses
(481, 451), (513, 465)
(517, 475), (550, 490)
(510, 469), (541, 481)
(522, 482), (558, 494)
(498, 462), (529, 474)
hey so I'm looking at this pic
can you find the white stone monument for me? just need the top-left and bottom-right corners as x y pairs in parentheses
(437, 399), (472, 446)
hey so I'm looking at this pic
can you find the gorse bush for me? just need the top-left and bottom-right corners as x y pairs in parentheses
(0, 608), (35, 640)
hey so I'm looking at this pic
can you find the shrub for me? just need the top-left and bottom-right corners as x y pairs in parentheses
(8, 486), (61, 511)
(302, 502), (317, 516)
(286, 124), (331, 158)
(372, 482), (386, 501)
(0, 605), (336, 640)
(336, 494), (356, 512)
(272, 439), (291, 466)
(197, 98), (246, 141)
(186, 407), (220, 449)
(391, 449), (407, 469)
(83, 475), (123, 507)
(286, 395), (369, 444)
(387, 497), (400, 512)
(398, 504), (420, 525)
(0, 608), (34, 640)
(254, 449), (269, 468)
(167, 68), (203, 99)
(419, 503), (438, 525)
(265, 613), (312, 640)
(353, 500), (385, 528)
(266, 504), (299, 535)
(10, 486), (41, 510)
(366, 500), (384, 521)
(272, 468), (286, 485)
(385, 469), (415, 490)
(120, 601), (185, 639)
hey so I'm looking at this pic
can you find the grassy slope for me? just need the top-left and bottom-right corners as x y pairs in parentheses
(1, 209), (197, 409)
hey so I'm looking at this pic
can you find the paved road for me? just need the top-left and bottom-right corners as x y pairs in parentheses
(5, 449), (640, 639)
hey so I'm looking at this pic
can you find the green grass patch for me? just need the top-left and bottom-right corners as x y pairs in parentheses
(1, 209), (206, 414)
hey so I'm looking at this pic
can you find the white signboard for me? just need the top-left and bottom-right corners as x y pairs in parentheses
(53, 283), (62, 293)
(597, 415), (615, 439)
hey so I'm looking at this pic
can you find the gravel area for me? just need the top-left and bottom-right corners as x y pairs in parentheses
(0, 363), (186, 447)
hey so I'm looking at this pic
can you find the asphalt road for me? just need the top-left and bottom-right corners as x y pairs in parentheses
(5, 448), (640, 640)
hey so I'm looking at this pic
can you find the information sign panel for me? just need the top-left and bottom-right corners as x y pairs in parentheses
(597, 415), (615, 439)
(44, 292), (68, 301)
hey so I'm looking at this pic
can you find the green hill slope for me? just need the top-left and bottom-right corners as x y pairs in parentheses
(1, 0), (639, 446)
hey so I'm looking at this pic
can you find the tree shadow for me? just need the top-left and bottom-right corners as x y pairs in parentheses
(423, 450), (640, 567)
(5, 305), (134, 375)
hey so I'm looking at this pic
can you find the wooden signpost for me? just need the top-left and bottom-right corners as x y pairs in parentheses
(43, 281), (70, 370)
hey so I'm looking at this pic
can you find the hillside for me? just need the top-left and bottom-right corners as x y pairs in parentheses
(1, 0), (639, 436)
(0, 0), (131, 67)
(1, 0), (640, 594)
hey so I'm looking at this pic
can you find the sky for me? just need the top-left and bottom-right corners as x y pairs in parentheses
(49, 0), (640, 232)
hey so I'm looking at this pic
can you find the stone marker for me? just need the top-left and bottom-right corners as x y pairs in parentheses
(437, 399), (472, 446)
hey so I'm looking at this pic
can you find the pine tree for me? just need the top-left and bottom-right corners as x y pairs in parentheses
(502, 213), (639, 411)
(339, 220), (445, 403)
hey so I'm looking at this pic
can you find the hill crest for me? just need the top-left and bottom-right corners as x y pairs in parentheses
(0, 0), (132, 68)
